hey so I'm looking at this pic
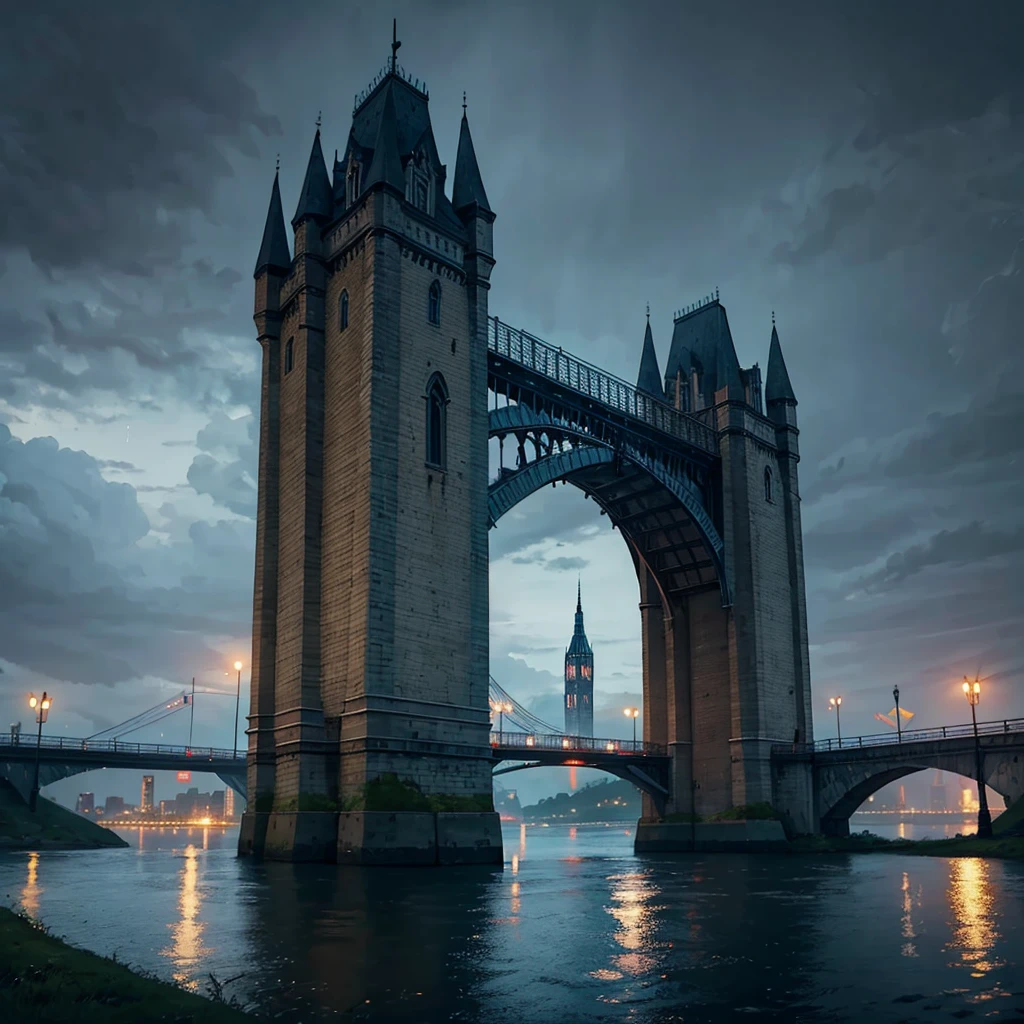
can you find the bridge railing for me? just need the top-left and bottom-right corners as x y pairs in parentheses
(775, 717), (1024, 755)
(488, 317), (720, 457)
(492, 731), (666, 757)
(0, 734), (244, 761)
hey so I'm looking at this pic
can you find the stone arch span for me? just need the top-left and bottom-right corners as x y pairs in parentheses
(815, 739), (1024, 836)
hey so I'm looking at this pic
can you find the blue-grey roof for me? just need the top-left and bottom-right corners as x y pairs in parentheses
(566, 580), (593, 658)
(636, 319), (663, 397)
(254, 172), (291, 277)
(663, 300), (745, 404)
(363, 84), (405, 192)
(452, 113), (491, 214)
(292, 130), (332, 226)
(765, 324), (797, 404)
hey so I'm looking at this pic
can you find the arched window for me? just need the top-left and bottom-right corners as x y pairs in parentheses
(428, 280), (441, 326)
(339, 290), (349, 331)
(425, 372), (449, 469)
(284, 337), (294, 375)
(764, 466), (773, 502)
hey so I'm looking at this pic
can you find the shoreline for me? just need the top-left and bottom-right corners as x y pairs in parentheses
(0, 906), (251, 1022)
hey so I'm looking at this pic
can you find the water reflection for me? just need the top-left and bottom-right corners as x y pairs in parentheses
(946, 857), (1002, 977)
(21, 851), (40, 918)
(161, 844), (212, 988)
(604, 871), (661, 977)
(900, 871), (918, 957)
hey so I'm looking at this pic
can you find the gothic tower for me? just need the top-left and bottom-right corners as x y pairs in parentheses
(633, 300), (814, 833)
(563, 581), (594, 737)
(241, 40), (500, 863)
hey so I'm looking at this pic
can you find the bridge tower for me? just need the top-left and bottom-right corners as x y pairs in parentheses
(240, 43), (500, 863)
(638, 302), (814, 832)
(564, 580), (594, 737)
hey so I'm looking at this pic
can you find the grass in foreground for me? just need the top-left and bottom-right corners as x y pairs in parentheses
(0, 907), (251, 1022)
(0, 780), (127, 851)
(790, 831), (1024, 859)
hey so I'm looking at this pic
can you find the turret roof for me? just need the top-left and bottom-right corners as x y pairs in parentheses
(254, 172), (291, 277)
(765, 323), (797, 404)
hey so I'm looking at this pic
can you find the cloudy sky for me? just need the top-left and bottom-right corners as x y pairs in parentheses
(2, 1), (1022, 806)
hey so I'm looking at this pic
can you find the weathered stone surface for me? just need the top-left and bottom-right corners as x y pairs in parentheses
(634, 819), (787, 853)
(436, 811), (503, 865)
(263, 811), (339, 862)
(338, 811), (437, 865)
(237, 810), (270, 858)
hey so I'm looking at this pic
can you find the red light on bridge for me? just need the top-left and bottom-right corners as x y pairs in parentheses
(563, 759), (585, 766)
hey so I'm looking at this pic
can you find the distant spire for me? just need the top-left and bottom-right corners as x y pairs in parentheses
(636, 317), (663, 398)
(291, 129), (332, 226)
(577, 576), (582, 613)
(254, 170), (291, 277)
(452, 106), (491, 215)
(363, 82), (405, 192)
(765, 320), (797, 404)
(463, 90), (467, 114)
(391, 18), (401, 73)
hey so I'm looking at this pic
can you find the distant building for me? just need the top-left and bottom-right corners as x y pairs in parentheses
(564, 580), (594, 736)
(104, 795), (125, 816)
(224, 787), (236, 820)
(159, 800), (175, 817)
(210, 791), (225, 819)
(930, 770), (947, 811)
(141, 775), (155, 813)
(76, 792), (94, 814)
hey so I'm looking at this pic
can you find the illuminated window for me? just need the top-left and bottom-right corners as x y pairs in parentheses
(425, 372), (448, 469)
(428, 281), (441, 326)
(581, 664), (591, 680)
(339, 290), (349, 331)
(284, 337), (294, 375)
(566, 694), (576, 709)
(764, 466), (773, 502)
(565, 663), (576, 680)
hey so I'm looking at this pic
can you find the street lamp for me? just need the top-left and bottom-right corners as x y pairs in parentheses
(233, 661), (243, 759)
(623, 707), (640, 750)
(828, 695), (843, 748)
(28, 692), (52, 812)
(962, 677), (993, 839)
(893, 685), (902, 745)
(491, 700), (513, 744)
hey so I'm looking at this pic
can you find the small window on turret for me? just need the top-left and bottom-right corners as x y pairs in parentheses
(428, 281), (441, 326)
(764, 466), (773, 502)
(284, 337), (294, 375)
(339, 290), (349, 331)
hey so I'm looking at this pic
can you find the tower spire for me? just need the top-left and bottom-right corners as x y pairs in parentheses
(577, 575), (582, 613)
(452, 104), (492, 215)
(391, 18), (401, 73)
(291, 128), (332, 227)
(766, 319), (797, 404)
(254, 170), (291, 277)
(636, 316), (663, 398)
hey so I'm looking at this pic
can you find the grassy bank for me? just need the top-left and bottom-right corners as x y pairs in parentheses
(0, 781), (127, 851)
(0, 907), (251, 1022)
(790, 832), (1024, 859)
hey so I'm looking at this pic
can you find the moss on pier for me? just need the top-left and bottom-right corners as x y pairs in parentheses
(789, 832), (1024, 859)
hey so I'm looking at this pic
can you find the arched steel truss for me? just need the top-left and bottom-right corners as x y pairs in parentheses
(487, 404), (731, 605)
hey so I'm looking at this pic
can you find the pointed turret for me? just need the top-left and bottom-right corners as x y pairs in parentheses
(452, 108), (491, 216)
(636, 316), (663, 398)
(363, 83), (405, 192)
(254, 172), (291, 278)
(292, 130), (333, 226)
(765, 323), (797, 405)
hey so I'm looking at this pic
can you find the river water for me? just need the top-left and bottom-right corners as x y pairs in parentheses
(2, 822), (1022, 1023)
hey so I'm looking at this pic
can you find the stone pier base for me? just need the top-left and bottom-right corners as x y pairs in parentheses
(338, 811), (503, 866)
(634, 818), (788, 853)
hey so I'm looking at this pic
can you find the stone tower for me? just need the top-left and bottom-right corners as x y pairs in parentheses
(240, 45), (500, 864)
(563, 580), (594, 737)
(634, 301), (814, 833)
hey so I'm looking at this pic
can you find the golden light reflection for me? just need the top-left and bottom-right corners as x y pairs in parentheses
(510, 880), (521, 917)
(511, 854), (519, 875)
(518, 823), (527, 862)
(161, 844), (212, 988)
(898, 821), (907, 839)
(603, 871), (661, 978)
(569, 826), (578, 841)
(900, 871), (917, 958)
(946, 857), (1002, 977)
(21, 851), (40, 918)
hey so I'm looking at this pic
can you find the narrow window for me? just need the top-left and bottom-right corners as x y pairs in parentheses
(425, 372), (448, 469)
(339, 290), (349, 331)
(428, 280), (441, 326)
(284, 337), (294, 375)
(764, 466), (773, 502)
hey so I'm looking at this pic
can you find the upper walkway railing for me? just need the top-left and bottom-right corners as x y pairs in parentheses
(492, 730), (666, 757)
(0, 734), (244, 762)
(775, 717), (1024, 756)
(488, 317), (720, 457)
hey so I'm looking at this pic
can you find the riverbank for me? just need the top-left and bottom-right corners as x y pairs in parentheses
(0, 907), (251, 1022)
(0, 781), (127, 851)
(790, 832), (1024, 859)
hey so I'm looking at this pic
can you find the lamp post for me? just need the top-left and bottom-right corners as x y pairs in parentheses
(962, 677), (993, 839)
(28, 692), (52, 812)
(491, 701), (512, 744)
(893, 685), (902, 745)
(233, 661), (243, 759)
(623, 707), (640, 750)
(829, 695), (843, 748)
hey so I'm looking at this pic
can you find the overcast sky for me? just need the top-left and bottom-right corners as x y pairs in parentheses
(2, 1), (1022, 806)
